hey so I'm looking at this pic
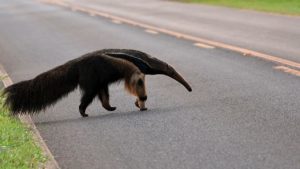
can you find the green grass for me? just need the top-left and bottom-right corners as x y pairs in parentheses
(180, 0), (300, 15)
(0, 92), (46, 169)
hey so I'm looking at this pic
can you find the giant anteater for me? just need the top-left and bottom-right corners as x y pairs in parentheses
(4, 49), (191, 117)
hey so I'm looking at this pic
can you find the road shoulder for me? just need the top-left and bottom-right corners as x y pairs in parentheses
(0, 64), (60, 169)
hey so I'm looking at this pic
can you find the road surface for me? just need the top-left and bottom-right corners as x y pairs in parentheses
(69, 0), (300, 63)
(0, 1), (300, 169)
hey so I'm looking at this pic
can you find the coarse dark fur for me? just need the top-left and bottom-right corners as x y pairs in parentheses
(99, 49), (192, 92)
(3, 53), (147, 117)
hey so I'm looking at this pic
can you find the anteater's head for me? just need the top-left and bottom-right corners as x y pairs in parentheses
(125, 72), (147, 101)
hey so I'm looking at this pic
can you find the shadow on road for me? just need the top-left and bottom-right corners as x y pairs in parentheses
(34, 105), (193, 126)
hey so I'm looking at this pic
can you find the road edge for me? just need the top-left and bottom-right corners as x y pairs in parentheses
(0, 64), (60, 169)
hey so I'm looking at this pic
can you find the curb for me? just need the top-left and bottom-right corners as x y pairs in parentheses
(0, 64), (60, 169)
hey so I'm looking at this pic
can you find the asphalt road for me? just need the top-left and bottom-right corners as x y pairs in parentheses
(1, 1), (300, 169)
(69, 0), (300, 63)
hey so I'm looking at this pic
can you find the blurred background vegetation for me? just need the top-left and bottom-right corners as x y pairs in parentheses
(180, 0), (300, 15)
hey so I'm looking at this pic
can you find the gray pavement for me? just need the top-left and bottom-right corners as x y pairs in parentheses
(70, 0), (300, 63)
(0, 1), (300, 169)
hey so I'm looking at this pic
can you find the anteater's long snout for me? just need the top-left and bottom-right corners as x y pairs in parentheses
(165, 65), (192, 92)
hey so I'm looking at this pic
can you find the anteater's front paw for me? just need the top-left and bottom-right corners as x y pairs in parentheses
(135, 99), (147, 111)
(135, 100), (140, 108)
(140, 107), (148, 111)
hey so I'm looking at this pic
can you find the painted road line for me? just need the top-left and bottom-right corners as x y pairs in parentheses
(41, 0), (300, 70)
(145, 29), (159, 35)
(274, 66), (300, 77)
(112, 20), (122, 24)
(38, 0), (69, 8)
(89, 11), (95, 16)
(194, 43), (215, 49)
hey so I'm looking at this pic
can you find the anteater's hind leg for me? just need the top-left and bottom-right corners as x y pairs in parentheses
(79, 72), (98, 117)
(98, 85), (116, 111)
(79, 89), (97, 117)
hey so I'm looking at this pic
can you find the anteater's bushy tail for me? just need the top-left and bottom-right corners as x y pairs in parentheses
(3, 62), (79, 115)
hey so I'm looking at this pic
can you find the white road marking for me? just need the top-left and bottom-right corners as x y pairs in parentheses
(274, 66), (300, 77)
(145, 29), (158, 35)
(112, 20), (122, 24)
(194, 43), (215, 49)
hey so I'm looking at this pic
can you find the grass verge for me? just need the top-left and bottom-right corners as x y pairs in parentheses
(0, 91), (46, 169)
(180, 0), (300, 15)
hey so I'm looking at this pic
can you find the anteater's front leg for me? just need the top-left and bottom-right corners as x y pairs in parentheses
(135, 97), (148, 111)
(98, 85), (116, 111)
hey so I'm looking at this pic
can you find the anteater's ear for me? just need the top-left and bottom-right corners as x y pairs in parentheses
(137, 79), (144, 86)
